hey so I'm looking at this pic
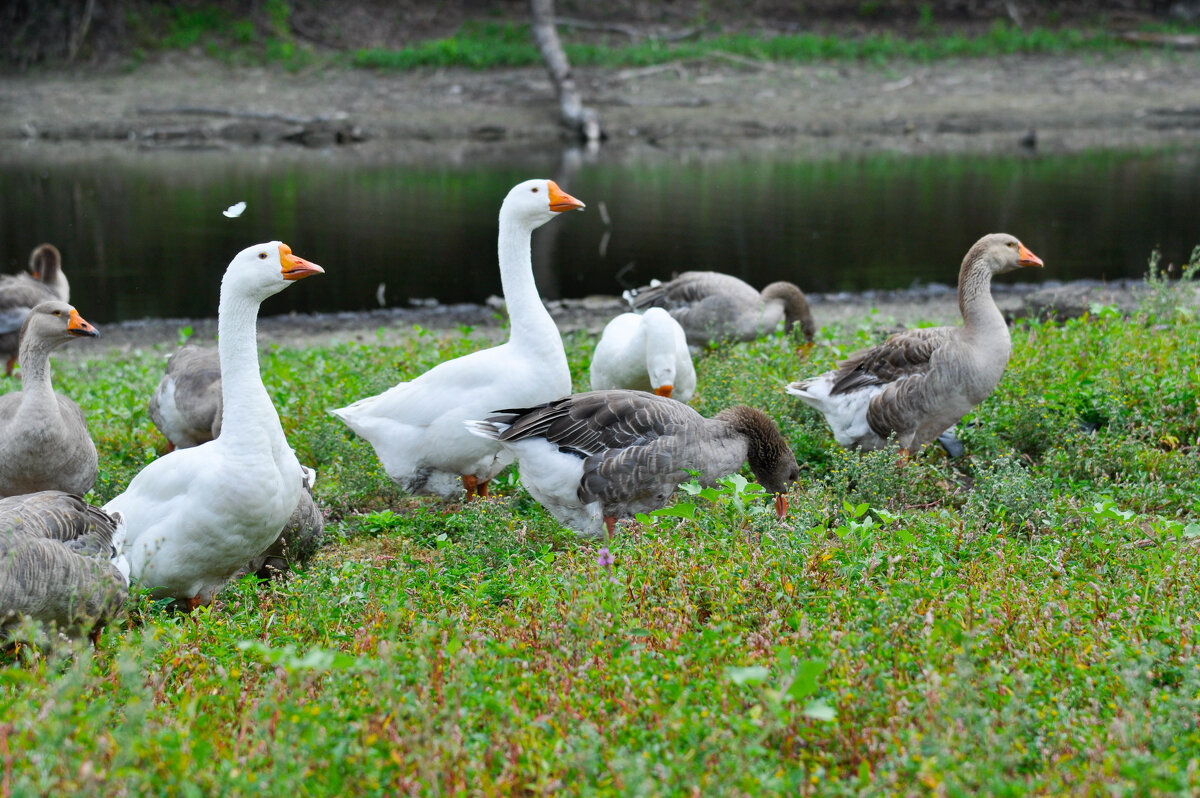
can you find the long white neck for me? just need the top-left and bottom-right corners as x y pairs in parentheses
(640, 309), (677, 365)
(497, 216), (561, 352)
(216, 287), (284, 449)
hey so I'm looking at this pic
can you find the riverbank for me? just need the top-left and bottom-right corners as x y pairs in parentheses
(3, 48), (1200, 160)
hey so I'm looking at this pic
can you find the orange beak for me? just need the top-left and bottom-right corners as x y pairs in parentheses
(654, 384), (674, 398)
(547, 181), (586, 213)
(278, 243), (325, 281)
(1017, 242), (1044, 268)
(67, 309), (99, 338)
(774, 493), (788, 520)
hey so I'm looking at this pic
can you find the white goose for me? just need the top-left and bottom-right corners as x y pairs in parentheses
(105, 242), (323, 608)
(331, 179), (585, 500)
(787, 233), (1044, 454)
(589, 307), (696, 402)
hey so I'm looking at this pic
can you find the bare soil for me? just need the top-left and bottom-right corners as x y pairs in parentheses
(2, 43), (1196, 355)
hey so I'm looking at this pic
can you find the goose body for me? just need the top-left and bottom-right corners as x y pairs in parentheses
(0, 244), (69, 376)
(0, 491), (128, 641)
(787, 233), (1044, 453)
(0, 301), (100, 498)
(331, 179), (585, 500)
(589, 308), (696, 401)
(104, 242), (323, 606)
(148, 345), (223, 450)
(235, 467), (324, 580)
(626, 271), (815, 349)
(467, 390), (799, 537)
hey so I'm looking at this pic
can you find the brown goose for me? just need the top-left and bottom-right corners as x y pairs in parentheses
(0, 244), (70, 376)
(0, 301), (100, 498)
(0, 491), (128, 644)
(148, 345), (222, 450)
(787, 233), (1044, 454)
(625, 271), (815, 349)
(467, 390), (799, 537)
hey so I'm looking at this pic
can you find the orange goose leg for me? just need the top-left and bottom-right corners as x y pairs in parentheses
(462, 475), (478, 500)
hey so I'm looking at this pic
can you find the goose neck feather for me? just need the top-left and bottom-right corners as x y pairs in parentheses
(957, 249), (1007, 339)
(714, 405), (798, 494)
(497, 217), (561, 353)
(215, 290), (280, 448)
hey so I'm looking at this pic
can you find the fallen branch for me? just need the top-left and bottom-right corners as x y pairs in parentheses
(1117, 31), (1200, 49)
(136, 106), (343, 126)
(614, 62), (688, 82)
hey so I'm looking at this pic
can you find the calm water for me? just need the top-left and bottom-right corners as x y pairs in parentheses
(0, 146), (1197, 324)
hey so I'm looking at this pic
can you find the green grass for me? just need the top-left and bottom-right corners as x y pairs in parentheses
(113, 4), (1200, 71)
(2, 269), (1200, 794)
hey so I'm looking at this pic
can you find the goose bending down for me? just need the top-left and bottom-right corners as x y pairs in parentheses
(589, 308), (696, 402)
(786, 233), (1044, 454)
(105, 242), (323, 608)
(466, 390), (800, 537)
(0, 491), (128, 644)
(0, 244), (70, 376)
(331, 179), (585, 500)
(148, 345), (222, 450)
(625, 271), (815, 349)
(0, 301), (100, 498)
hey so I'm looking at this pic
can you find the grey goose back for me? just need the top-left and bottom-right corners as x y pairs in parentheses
(625, 271), (815, 349)
(467, 390), (799, 537)
(0, 491), (129, 645)
(0, 244), (70, 376)
(787, 233), (1044, 454)
(148, 345), (223, 450)
(0, 301), (101, 498)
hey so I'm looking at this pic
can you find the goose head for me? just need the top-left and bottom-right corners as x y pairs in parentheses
(20, 300), (99, 347)
(717, 405), (801, 518)
(500, 179), (586, 231)
(972, 233), (1044, 275)
(29, 244), (62, 283)
(222, 241), (324, 302)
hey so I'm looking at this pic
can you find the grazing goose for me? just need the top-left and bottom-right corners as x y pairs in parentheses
(625, 271), (815, 349)
(0, 301), (100, 499)
(105, 242), (323, 609)
(466, 390), (800, 537)
(786, 233), (1044, 454)
(0, 244), (70, 376)
(589, 308), (697, 402)
(235, 467), (324, 580)
(148, 345), (222, 450)
(331, 179), (585, 500)
(0, 491), (128, 644)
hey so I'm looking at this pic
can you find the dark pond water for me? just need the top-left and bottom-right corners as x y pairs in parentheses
(0, 146), (1197, 324)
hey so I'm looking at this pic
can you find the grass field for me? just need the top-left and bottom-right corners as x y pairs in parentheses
(1, 268), (1199, 795)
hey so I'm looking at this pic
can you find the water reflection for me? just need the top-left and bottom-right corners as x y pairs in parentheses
(0, 146), (1196, 324)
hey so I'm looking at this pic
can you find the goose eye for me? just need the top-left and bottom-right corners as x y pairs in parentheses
(258, 252), (268, 259)
(531, 187), (539, 193)
(53, 310), (62, 316)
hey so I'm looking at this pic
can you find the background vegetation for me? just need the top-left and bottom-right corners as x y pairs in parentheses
(3, 0), (1199, 69)
(1, 257), (1198, 794)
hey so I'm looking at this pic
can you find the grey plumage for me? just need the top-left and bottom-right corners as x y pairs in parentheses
(788, 233), (1044, 452)
(470, 390), (799, 536)
(0, 492), (128, 640)
(0, 301), (101, 498)
(626, 271), (815, 348)
(0, 244), (69, 377)
(148, 345), (223, 449)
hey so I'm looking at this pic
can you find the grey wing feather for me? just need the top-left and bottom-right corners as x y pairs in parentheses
(628, 272), (758, 311)
(830, 327), (953, 395)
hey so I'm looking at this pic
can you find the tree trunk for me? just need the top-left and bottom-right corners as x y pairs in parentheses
(529, 0), (602, 144)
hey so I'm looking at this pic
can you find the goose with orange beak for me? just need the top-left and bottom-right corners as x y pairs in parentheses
(788, 233), (1044, 456)
(107, 241), (323, 609)
(332, 179), (586, 501)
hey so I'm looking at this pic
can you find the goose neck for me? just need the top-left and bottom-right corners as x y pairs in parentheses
(497, 217), (558, 346)
(216, 290), (277, 443)
(957, 256), (1004, 334)
(16, 337), (56, 402)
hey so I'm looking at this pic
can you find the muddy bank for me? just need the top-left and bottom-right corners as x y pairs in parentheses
(3, 50), (1200, 160)
(53, 277), (1165, 363)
